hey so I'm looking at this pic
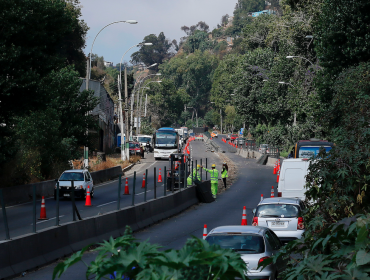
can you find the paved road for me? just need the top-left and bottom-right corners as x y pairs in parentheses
(0, 141), (211, 240)
(14, 137), (277, 279)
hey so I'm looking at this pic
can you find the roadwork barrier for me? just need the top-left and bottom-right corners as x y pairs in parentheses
(0, 166), (123, 207)
(0, 186), (198, 279)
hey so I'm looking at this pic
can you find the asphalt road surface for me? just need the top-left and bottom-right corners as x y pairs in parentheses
(14, 136), (277, 279)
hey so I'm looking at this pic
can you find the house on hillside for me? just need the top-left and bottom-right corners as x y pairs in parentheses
(104, 61), (113, 68)
(251, 9), (276, 17)
(80, 79), (115, 154)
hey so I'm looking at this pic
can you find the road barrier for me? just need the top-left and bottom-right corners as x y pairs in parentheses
(0, 186), (199, 279)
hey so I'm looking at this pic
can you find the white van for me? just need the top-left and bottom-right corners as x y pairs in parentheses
(277, 158), (310, 199)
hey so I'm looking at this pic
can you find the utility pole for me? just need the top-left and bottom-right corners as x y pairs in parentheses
(118, 74), (126, 161)
(124, 67), (130, 159)
(84, 57), (90, 169)
(144, 94), (148, 117)
(220, 108), (222, 134)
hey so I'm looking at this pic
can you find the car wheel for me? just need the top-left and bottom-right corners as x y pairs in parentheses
(271, 273), (278, 280)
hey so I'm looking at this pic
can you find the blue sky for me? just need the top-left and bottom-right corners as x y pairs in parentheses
(79, 0), (236, 65)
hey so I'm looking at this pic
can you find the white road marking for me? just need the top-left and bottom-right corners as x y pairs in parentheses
(136, 190), (152, 196)
(31, 215), (65, 225)
(96, 201), (117, 207)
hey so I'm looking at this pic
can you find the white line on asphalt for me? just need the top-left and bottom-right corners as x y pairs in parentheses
(31, 215), (65, 225)
(147, 161), (157, 169)
(96, 201), (117, 207)
(136, 190), (152, 196)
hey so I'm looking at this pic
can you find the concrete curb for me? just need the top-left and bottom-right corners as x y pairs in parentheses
(0, 187), (199, 279)
(122, 163), (135, 173)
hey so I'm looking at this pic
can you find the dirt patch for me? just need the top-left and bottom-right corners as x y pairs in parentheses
(72, 155), (141, 172)
(217, 153), (238, 195)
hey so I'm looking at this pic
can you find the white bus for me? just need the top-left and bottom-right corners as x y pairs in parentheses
(153, 127), (179, 160)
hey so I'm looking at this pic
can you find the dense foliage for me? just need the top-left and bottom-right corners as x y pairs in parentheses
(53, 226), (247, 280)
(0, 0), (95, 185)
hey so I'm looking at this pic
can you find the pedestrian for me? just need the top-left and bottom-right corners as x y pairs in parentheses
(221, 162), (228, 189)
(187, 164), (201, 186)
(146, 141), (150, 154)
(140, 144), (144, 159)
(203, 164), (219, 199)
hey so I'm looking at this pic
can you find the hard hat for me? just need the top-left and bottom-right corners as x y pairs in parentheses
(212, 164), (216, 168)
(197, 164), (200, 169)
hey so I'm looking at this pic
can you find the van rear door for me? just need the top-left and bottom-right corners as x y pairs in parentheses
(278, 160), (308, 199)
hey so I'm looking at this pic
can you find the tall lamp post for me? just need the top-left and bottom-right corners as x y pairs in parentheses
(118, 43), (153, 161)
(286, 55), (314, 66)
(85, 20), (137, 169)
(130, 64), (158, 138)
(137, 80), (162, 135)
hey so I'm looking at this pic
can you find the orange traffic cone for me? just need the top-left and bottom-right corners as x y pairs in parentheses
(39, 196), (48, 220)
(241, 206), (247, 225)
(273, 161), (277, 175)
(124, 178), (130, 195)
(85, 185), (92, 206)
(203, 224), (208, 240)
(276, 169), (280, 183)
(261, 194), (264, 201)
(142, 173), (146, 188)
(278, 160), (281, 171)
(271, 186), (275, 197)
(158, 169), (163, 183)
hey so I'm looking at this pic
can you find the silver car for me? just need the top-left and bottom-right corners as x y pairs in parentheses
(205, 226), (285, 279)
(259, 144), (269, 154)
(252, 198), (305, 243)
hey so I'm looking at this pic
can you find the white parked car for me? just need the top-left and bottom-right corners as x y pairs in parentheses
(252, 197), (305, 243)
(55, 169), (94, 199)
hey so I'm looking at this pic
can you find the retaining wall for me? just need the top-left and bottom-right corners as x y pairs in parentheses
(0, 186), (198, 279)
(0, 166), (122, 207)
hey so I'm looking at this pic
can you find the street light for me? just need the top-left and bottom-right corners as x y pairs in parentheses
(118, 42), (153, 161)
(84, 20), (137, 168)
(286, 55), (314, 66)
(137, 81), (162, 134)
(130, 64), (158, 139)
(89, 20), (138, 79)
(278, 81), (295, 88)
(305, 35), (313, 38)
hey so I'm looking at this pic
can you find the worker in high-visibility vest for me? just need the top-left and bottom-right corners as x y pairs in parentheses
(187, 164), (201, 186)
(221, 162), (228, 189)
(203, 164), (219, 199)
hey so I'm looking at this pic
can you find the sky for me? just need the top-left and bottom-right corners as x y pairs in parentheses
(79, 0), (237, 65)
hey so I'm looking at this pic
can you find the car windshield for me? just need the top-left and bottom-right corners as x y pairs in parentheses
(206, 234), (265, 253)
(256, 204), (301, 218)
(213, 131), (217, 134)
(261, 144), (268, 148)
(59, 172), (84, 181)
(138, 137), (151, 142)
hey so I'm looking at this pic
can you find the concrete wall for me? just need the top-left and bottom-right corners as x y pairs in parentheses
(0, 166), (122, 207)
(0, 186), (199, 279)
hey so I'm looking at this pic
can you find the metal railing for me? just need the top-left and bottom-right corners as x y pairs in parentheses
(0, 155), (209, 241)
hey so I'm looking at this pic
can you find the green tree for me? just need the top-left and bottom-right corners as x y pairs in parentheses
(130, 32), (174, 71)
(183, 31), (215, 54)
(0, 0), (88, 166)
(15, 67), (98, 179)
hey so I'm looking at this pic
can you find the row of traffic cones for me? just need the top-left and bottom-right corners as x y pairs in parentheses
(273, 159), (281, 183)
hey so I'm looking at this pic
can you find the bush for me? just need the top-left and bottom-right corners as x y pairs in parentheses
(53, 226), (247, 280)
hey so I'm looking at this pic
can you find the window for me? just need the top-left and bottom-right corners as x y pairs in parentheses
(206, 234), (265, 253)
(269, 230), (282, 249)
(256, 204), (301, 218)
(265, 231), (279, 250)
(59, 172), (84, 181)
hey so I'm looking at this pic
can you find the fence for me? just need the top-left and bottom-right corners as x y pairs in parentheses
(0, 157), (210, 241)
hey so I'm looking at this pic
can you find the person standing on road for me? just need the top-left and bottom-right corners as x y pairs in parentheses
(221, 162), (228, 189)
(203, 164), (219, 199)
(140, 144), (144, 159)
(187, 164), (201, 186)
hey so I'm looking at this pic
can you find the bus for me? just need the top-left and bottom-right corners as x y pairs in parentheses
(153, 128), (179, 160)
(290, 139), (334, 158)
